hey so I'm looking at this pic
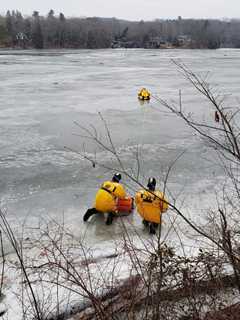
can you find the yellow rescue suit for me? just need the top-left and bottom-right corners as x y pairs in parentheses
(135, 189), (168, 224)
(95, 181), (126, 213)
(138, 88), (151, 100)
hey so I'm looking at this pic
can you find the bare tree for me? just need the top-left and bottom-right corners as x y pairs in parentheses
(153, 60), (240, 292)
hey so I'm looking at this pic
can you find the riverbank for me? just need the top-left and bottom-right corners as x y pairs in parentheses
(0, 215), (239, 320)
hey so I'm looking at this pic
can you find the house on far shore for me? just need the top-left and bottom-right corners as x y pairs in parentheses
(177, 34), (192, 47)
(145, 36), (172, 49)
(111, 34), (193, 49)
(15, 32), (28, 48)
(111, 40), (139, 48)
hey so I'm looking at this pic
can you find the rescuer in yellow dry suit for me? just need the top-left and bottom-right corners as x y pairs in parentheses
(138, 87), (151, 100)
(135, 177), (168, 234)
(83, 173), (126, 225)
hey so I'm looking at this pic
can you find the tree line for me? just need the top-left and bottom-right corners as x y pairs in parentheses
(0, 10), (240, 49)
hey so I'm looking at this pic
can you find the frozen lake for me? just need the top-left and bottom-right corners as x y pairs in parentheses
(0, 48), (240, 247)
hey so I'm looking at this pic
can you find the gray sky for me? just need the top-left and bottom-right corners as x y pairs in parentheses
(1, 0), (240, 21)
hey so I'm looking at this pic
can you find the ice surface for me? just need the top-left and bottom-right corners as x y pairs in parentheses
(0, 48), (239, 318)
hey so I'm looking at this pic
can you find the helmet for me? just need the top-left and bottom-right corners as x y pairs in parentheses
(112, 173), (121, 183)
(147, 177), (156, 191)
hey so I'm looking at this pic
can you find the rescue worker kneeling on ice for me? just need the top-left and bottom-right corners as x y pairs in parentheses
(83, 173), (126, 225)
(135, 177), (168, 234)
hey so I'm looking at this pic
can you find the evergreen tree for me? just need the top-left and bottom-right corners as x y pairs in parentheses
(58, 13), (66, 47)
(0, 17), (8, 45)
(5, 10), (13, 44)
(59, 13), (65, 22)
(32, 11), (43, 49)
(87, 30), (97, 48)
(48, 9), (54, 19)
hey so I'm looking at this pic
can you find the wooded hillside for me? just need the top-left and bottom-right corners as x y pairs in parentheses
(0, 10), (240, 49)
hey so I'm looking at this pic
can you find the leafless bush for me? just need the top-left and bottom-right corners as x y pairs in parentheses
(152, 60), (240, 295)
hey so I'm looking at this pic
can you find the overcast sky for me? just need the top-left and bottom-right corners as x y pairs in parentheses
(1, 0), (240, 21)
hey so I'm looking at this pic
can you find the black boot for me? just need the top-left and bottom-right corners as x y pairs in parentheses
(142, 219), (149, 227)
(83, 208), (98, 222)
(106, 212), (114, 225)
(149, 223), (156, 235)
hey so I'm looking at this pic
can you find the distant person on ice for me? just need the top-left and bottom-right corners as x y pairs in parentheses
(135, 177), (168, 234)
(83, 173), (127, 225)
(138, 87), (151, 100)
(215, 111), (220, 123)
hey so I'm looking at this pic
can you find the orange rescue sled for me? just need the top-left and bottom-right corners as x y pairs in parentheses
(116, 197), (134, 215)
